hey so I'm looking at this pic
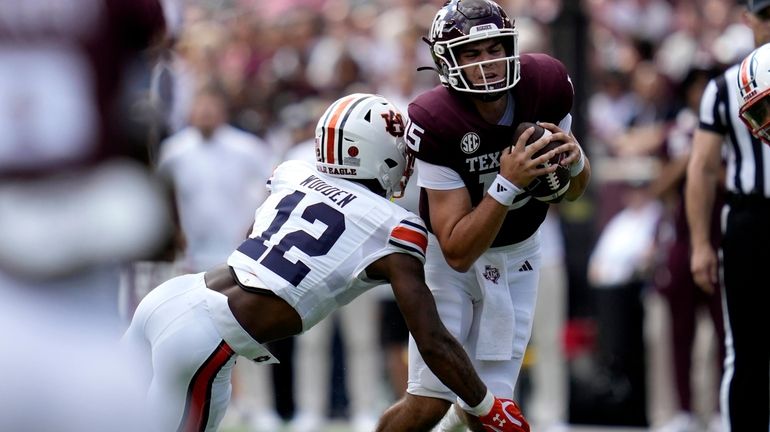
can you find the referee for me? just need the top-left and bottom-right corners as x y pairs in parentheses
(686, 1), (770, 430)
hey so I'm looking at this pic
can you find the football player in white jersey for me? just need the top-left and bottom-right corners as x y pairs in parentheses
(121, 94), (530, 432)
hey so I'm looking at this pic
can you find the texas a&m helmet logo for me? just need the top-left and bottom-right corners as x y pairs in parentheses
(461, 132), (481, 154)
(430, 7), (449, 42)
(381, 110), (405, 137)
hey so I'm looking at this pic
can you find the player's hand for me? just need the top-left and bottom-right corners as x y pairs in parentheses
(690, 243), (718, 294)
(501, 126), (558, 189)
(477, 397), (530, 432)
(538, 122), (580, 167)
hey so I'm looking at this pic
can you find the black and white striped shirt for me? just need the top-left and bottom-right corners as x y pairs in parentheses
(699, 63), (770, 197)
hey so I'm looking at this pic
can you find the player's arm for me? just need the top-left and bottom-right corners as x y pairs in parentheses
(565, 155), (591, 201)
(427, 130), (557, 272)
(426, 186), (506, 272)
(685, 128), (722, 293)
(373, 253), (486, 403)
(369, 253), (529, 431)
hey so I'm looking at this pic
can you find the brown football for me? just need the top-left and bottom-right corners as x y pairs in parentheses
(513, 122), (570, 203)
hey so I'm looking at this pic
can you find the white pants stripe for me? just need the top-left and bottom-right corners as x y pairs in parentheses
(121, 273), (275, 432)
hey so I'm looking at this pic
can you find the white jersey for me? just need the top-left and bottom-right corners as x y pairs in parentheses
(227, 160), (428, 331)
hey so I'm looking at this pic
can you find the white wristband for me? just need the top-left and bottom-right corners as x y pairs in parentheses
(463, 389), (495, 417)
(570, 146), (585, 177)
(487, 174), (522, 206)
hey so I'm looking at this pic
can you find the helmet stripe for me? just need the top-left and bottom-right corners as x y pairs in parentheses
(739, 51), (758, 97)
(317, 96), (346, 163)
(334, 95), (372, 163)
(322, 96), (355, 164)
(319, 94), (374, 164)
(739, 55), (750, 92)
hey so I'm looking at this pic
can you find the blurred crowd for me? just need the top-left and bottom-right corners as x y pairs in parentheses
(150, 0), (446, 161)
(149, 0), (754, 160)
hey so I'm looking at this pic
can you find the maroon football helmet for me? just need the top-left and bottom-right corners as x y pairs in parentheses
(427, 0), (520, 98)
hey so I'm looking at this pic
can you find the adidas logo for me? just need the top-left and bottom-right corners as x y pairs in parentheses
(496, 183), (507, 193)
(518, 260), (533, 272)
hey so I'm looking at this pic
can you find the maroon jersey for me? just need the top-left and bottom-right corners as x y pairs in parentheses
(0, 0), (166, 177)
(406, 53), (573, 247)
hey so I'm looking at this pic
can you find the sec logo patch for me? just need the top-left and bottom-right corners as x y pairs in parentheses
(461, 132), (480, 154)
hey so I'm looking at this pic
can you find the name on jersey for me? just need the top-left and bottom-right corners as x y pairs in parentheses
(300, 175), (358, 208)
(466, 151), (501, 172)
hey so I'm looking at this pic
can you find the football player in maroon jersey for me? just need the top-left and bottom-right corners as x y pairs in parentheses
(376, 1), (590, 431)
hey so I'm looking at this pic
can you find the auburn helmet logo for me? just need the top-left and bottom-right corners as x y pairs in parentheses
(381, 110), (405, 137)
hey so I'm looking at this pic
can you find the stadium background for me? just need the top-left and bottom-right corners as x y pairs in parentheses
(135, 0), (749, 430)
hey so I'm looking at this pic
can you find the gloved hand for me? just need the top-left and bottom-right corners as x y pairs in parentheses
(477, 397), (530, 432)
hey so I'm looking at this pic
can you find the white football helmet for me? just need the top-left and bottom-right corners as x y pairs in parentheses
(315, 94), (412, 199)
(738, 43), (770, 144)
(428, 0), (520, 99)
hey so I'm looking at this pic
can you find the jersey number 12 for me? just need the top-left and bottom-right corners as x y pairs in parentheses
(237, 190), (345, 286)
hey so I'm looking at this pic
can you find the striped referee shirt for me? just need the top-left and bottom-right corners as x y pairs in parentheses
(699, 63), (770, 197)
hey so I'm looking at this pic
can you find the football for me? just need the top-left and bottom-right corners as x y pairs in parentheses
(513, 122), (570, 203)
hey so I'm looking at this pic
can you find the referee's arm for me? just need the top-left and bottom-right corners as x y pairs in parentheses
(685, 128), (723, 294)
